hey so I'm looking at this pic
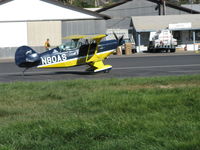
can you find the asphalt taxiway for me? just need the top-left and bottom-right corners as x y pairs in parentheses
(0, 53), (200, 82)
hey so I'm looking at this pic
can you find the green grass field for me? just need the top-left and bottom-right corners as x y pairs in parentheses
(0, 75), (200, 150)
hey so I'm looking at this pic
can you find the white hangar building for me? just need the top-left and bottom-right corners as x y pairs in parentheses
(0, 0), (109, 58)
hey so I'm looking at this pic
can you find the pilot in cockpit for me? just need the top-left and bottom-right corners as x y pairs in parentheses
(59, 40), (82, 52)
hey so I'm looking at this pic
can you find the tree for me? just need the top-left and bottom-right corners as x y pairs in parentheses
(58, 0), (95, 7)
(58, 0), (199, 7)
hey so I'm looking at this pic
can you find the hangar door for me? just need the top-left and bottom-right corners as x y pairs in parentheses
(0, 22), (27, 47)
(27, 21), (61, 47)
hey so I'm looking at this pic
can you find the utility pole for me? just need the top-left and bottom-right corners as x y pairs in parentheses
(190, 0), (194, 13)
(155, 0), (161, 15)
(163, 0), (166, 15)
(157, 0), (166, 15)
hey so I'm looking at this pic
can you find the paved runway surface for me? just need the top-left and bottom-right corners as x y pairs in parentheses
(0, 53), (200, 82)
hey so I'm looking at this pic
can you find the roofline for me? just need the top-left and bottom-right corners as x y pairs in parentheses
(0, 0), (12, 5)
(0, 0), (111, 20)
(96, 0), (200, 14)
(0, 18), (105, 23)
(131, 14), (200, 32)
(136, 28), (200, 32)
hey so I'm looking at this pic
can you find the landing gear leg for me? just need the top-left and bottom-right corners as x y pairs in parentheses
(104, 70), (109, 73)
(104, 68), (112, 73)
(22, 68), (29, 76)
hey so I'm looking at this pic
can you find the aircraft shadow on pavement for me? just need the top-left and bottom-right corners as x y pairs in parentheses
(8, 70), (95, 77)
(53, 71), (95, 75)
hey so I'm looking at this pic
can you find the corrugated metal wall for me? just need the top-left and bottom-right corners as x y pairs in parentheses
(61, 20), (106, 40)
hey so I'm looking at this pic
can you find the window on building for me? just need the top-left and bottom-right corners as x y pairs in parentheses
(189, 31), (193, 41)
(173, 31), (181, 40)
(189, 30), (200, 41)
(195, 30), (200, 41)
(173, 31), (181, 44)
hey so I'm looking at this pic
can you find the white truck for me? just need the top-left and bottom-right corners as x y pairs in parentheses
(148, 29), (177, 53)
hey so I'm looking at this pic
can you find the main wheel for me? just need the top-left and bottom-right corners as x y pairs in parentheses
(104, 69), (110, 73)
(104, 68), (112, 73)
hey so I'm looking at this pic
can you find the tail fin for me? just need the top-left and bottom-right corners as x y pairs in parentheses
(113, 32), (124, 46)
(15, 46), (41, 68)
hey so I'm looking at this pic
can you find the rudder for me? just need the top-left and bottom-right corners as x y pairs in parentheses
(15, 46), (41, 68)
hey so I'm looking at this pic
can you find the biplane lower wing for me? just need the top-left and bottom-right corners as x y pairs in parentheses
(88, 60), (112, 73)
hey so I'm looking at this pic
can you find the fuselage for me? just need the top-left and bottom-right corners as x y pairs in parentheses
(37, 40), (118, 68)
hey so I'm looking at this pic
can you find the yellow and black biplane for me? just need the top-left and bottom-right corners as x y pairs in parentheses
(15, 34), (124, 74)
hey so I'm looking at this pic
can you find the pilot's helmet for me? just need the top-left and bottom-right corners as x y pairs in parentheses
(60, 45), (65, 50)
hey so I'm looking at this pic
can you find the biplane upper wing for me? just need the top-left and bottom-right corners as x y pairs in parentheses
(84, 34), (106, 41)
(63, 34), (106, 41)
(63, 35), (87, 40)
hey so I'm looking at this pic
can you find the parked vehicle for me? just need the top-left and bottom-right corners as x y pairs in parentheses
(121, 38), (136, 53)
(148, 29), (177, 53)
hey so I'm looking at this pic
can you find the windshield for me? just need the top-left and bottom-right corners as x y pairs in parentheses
(59, 40), (82, 52)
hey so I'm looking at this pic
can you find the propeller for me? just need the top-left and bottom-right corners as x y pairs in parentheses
(113, 32), (124, 46)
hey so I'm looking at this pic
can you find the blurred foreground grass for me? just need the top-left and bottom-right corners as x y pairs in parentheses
(0, 75), (200, 150)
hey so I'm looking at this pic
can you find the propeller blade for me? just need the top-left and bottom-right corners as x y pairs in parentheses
(113, 32), (118, 41)
(119, 35), (124, 45)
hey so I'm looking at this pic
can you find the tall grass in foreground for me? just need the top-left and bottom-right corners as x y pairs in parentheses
(0, 75), (200, 150)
